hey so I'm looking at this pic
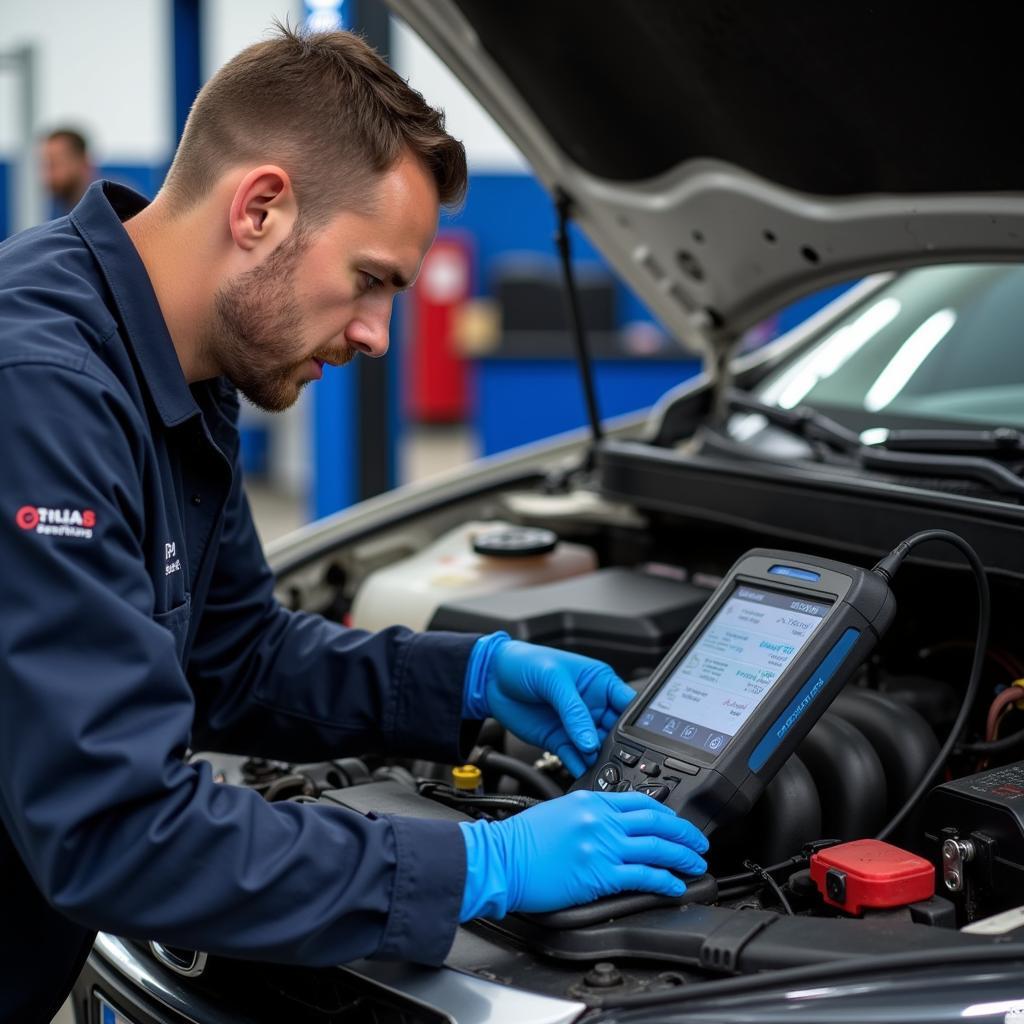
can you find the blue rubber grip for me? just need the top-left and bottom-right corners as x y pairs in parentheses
(747, 628), (861, 773)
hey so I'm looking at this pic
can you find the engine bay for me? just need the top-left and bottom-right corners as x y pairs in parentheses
(213, 493), (1024, 1013)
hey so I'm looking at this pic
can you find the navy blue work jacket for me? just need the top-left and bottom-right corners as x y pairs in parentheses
(0, 182), (478, 1024)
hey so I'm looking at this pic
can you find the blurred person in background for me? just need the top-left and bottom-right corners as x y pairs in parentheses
(40, 127), (94, 216)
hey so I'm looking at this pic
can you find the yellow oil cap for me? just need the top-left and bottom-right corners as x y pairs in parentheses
(452, 764), (482, 791)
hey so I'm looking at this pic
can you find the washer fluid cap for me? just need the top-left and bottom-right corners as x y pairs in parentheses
(472, 525), (558, 558)
(810, 838), (935, 915)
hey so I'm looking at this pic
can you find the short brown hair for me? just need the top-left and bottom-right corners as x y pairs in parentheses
(162, 23), (466, 223)
(45, 128), (89, 157)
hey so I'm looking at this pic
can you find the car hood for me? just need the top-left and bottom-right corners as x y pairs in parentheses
(388, 0), (1024, 357)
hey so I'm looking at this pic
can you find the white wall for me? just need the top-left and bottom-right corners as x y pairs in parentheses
(0, 0), (171, 163)
(201, 0), (304, 81)
(0, 2), (526, 170)
(390, 16), (526, 174)
(201, 6), (528, 174)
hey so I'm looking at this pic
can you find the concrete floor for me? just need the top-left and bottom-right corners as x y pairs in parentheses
(51, 424), (473, 1023)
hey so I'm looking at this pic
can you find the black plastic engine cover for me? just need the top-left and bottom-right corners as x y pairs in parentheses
(321, 780), (471, 822)
(428, 567), (711, 676)
(486, 900), (990, 970)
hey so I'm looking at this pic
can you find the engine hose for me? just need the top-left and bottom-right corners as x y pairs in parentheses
(471, 746), (565, 800)
(985, 682), (1024, 741)
(959, 726), (1024, 755)
(261, 774), (314, 802)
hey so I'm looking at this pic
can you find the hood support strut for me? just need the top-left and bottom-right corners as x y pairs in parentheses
(555, 191), (603, 465)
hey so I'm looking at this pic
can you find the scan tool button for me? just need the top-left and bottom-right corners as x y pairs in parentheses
(596, 763), (620, 791)
(664, 757), (700, 776)
(638, 784), (670, 802)
(638, 760), (661, 777)
(615, 749), (640, 766)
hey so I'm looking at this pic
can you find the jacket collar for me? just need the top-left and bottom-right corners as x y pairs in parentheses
(71, 180), (200, 428)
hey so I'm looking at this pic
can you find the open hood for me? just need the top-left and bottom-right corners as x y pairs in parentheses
(388, 0), (1024, 356)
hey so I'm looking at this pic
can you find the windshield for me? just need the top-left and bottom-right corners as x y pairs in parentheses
(754, 265), (1024, 431)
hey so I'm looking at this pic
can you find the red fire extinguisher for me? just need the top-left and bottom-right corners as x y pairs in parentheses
(406, 230), (473, 423)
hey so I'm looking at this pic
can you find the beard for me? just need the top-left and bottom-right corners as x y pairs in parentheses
(202, 226), (352, 412)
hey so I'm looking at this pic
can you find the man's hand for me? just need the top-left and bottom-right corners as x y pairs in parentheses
(458, 790), (709, 920)
(463, 634), (637, 776)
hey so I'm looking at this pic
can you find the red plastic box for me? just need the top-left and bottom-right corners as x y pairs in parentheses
(810, 839), (936, 915)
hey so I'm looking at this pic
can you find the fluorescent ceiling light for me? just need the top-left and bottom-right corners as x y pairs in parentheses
(763, 297), (903, 410)
(863, 309), (957, 413)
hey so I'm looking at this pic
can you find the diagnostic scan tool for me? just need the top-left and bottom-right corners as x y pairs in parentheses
(573, 549), (896, 834)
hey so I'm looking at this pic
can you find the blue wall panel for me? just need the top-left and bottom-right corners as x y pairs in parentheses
(474, 357), (700, 456)
(0, 162), (165, 242)
(442, 172), (658, 328)
(0, 162), (8, 241)
(311, 362), (358, 518)
(100, 163), (166, 200)
(172, 0), (202, 144)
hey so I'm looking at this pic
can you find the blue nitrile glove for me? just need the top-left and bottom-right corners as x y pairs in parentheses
(457, 790), (709, 920)
(463, 633), (637, 777)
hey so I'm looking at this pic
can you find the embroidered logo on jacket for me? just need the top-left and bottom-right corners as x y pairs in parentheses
(16, 505), (96, 539)
(165, 541), (182, 576)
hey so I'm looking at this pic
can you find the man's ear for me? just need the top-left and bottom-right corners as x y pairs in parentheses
(228, 166), (298, 252)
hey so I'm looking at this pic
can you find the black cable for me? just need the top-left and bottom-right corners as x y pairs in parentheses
(717, 857), (800, 890)
(872, 529), (990, 841)
(471, 746), (565, 800)
(718, 842), (843, 900)
(554, 190), (604, 456)
(742, 860), (793, 915)
(959, 726), (1024, 755)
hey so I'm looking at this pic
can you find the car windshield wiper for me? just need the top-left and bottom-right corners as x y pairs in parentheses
(729, 391), (862, 452)
(875, 426), (1024, 457)
(727, 392), (1024, 499)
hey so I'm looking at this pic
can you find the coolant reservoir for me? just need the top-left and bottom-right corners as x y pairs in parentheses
(349, 521), (598, 632)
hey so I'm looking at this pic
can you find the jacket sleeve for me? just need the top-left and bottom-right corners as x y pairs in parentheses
(0, 360), (466, 965)
(186, 391), (479, 765)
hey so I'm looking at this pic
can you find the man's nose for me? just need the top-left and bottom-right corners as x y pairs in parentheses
(346, 307), (391, 358)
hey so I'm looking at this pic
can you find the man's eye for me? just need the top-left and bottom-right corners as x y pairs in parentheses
(362, 272), (383, 291)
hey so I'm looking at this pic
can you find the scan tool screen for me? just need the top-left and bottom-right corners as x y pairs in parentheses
(633, 585), (833, 760)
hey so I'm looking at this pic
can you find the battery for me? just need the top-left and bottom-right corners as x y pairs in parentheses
(921, 761), (1024, 922)
(810, 839), (936, 915)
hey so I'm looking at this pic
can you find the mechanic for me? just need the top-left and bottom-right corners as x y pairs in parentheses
(40, 126), (94, 217)
(0, 27), (708, 1023)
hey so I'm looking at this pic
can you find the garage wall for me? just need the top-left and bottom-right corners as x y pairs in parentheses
(0, 0), (172, 227)
(0, 1), (529, 233)
(0, 0), (571, 302)
(202, 0), (304, 81)
(0, 0), (171, 165)
(390, 17), (526, 175)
